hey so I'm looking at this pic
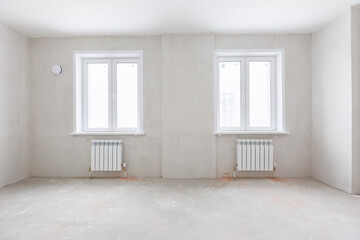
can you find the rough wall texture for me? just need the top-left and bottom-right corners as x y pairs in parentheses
(30, 36), (162, 177)
(30, 34), (312, 178)
(312, 11), (353, 193)
(215, 35), (312, 178)
(351, 5), (360, 194)
(0, 23), (30, 188)
(162, 34), (216, 178)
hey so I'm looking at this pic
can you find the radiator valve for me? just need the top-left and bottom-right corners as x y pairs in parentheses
(122, 162), (127, 178)
(273, 162), (277, 178)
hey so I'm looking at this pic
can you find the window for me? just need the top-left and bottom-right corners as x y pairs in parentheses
(73, 51), (143, 135)
(214, 50), (286, 134)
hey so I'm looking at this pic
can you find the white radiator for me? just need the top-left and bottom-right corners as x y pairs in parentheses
(90, 140), (125, 177)
(235, 139), (275, 173)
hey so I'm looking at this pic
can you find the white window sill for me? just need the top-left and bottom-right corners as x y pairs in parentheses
(71, 132), (145, 136)
(213, 131), (290, 135)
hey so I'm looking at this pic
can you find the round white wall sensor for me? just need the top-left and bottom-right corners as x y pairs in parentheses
(51, 65), (62, 75)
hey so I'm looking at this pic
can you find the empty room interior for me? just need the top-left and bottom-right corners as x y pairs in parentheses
(1, 0), (360, 239)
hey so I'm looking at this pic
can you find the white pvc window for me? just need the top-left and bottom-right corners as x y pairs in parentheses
(246, 57), (276, 130)
(214, 50), (285, 134)
(218, 59), (244, 131)
(83, 60), (111, 131)
(115, 61), (138, 130)
(74, 51), (143, 135)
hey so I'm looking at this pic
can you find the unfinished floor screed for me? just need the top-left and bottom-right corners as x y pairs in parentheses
(0, 178), (359, 240)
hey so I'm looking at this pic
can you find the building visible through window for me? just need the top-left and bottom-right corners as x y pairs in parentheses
(214, 50), (285, 133)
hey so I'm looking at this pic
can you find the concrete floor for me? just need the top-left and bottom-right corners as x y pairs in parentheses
(0, 178), (359, 240)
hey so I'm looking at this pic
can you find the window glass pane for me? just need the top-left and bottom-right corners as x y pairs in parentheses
(117, 63), (138, 128)
(219, 62), (241, 128)
(249, 61), (271, 128)
(87, 63), (109, 128)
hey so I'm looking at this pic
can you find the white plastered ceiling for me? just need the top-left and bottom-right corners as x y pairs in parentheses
(0, 0), (360, 37)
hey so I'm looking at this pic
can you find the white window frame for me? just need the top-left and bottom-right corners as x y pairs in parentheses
(72, 51), (144, 136)
(216, 57), (246, 132)
(83, 58), (112, 132)
(214, 49), (288, 135)
(245, 56), (276, 131)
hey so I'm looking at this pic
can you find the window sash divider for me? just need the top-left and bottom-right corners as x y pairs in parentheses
(111, 59), (117, 132)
